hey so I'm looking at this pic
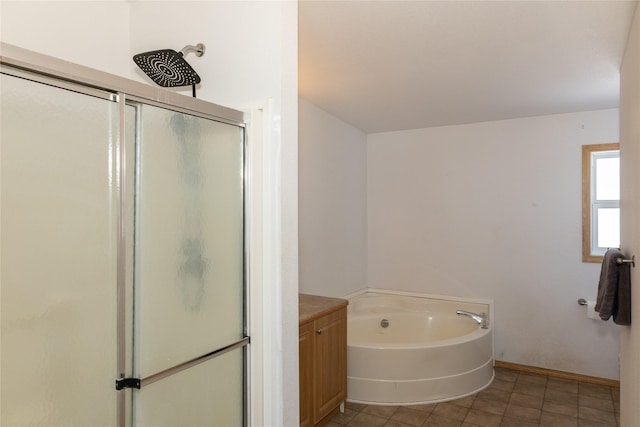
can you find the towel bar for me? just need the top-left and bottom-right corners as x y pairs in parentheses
(616, 255), (635, 268)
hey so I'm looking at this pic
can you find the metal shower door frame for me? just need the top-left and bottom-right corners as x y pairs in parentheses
(119, 95), (249, 426)
(0, 42), (250, 427)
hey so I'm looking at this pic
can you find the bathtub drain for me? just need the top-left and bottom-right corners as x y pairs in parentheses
(380, 319), (390, 328)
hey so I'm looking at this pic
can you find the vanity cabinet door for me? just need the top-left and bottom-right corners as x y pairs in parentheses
(313, 308), (347, 422)
(299, 322), (315, 427)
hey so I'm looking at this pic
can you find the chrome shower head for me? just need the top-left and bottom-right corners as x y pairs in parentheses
(133, 43), (205, 88)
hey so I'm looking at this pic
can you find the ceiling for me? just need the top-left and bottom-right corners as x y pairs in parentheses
(298, 1), (638, 133)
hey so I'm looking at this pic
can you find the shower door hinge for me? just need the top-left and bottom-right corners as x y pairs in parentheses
(115, 377), (141, 390)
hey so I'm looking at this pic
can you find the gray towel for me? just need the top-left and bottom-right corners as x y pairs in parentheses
(595, 248), (631, 325)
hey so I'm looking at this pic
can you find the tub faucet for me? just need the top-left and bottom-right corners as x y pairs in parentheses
(456, 310), (488, 329)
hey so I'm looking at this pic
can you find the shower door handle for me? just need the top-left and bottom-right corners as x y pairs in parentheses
(115, 377), (141, 390)
(116, 337), (250, 392)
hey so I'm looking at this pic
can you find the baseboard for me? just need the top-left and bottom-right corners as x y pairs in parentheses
(494, 360), (620, 388)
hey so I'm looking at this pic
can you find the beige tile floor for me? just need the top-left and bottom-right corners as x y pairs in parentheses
(328, 367), (620, 427)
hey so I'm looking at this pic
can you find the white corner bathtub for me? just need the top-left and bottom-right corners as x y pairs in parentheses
(346, 289), (494, 405)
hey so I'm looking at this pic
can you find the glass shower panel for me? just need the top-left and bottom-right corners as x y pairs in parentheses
(133, 104), (244, 378)
(0, 74), (118, 425)
(135, 348), (244, 426)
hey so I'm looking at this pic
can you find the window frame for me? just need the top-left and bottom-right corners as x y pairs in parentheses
(582, 143), (620, 263)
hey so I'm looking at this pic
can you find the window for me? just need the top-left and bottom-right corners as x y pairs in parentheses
(582, 143), (620, 262)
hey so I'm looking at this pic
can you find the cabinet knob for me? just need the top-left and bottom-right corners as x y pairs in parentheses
(316, 329), (322, 334)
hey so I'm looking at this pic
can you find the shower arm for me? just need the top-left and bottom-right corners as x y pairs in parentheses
(179, 43), (205, 98)
(180, 44), (206, 58)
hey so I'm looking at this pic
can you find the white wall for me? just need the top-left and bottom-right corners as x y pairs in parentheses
(619, 2), (640, 424)
(368, 109), (621, 379)
(298, 98), (367, 297)
(1, 1), (299, 425)
(0, 1), (131, 76)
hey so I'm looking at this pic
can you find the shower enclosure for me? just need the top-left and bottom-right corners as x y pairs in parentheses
(0, 43), (248, 426)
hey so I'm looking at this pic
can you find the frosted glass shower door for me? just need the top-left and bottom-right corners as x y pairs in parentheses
(131, 104), (246, 426)
(1, 73), (118, 426)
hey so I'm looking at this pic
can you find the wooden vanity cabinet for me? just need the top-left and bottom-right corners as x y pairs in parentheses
(299, 294), (348, 427)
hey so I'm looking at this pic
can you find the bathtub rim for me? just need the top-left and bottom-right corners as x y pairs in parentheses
(344, 287), (494, 308)
(345, 288), (495, 342)
(348, 325), (490, 350)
